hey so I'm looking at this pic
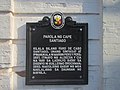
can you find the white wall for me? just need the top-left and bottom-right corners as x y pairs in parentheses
(103, 0), (120, 90)
(0, 0), (103, 90)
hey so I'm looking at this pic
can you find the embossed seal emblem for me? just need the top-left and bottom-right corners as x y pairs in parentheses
(51, 12), (65, 29)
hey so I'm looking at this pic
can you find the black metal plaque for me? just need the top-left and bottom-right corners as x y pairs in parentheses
(26, 12), (88, 85)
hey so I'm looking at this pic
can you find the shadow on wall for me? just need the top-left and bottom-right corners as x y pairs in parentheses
(13, 24), (26, 76)
(12, 25), (37, 89)
(18, 24), (26, 39)
(103, 56), (120, 90)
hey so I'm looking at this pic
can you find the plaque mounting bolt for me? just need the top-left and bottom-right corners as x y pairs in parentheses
(32, 28), (35, 31)
(32, 76), (35, 79)
(80, 28), (82, 31)
(80, 76), (82, 78)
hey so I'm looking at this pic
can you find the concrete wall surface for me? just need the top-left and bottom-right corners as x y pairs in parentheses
(103, 0), (120, 90)
(0, 0), (103, 90)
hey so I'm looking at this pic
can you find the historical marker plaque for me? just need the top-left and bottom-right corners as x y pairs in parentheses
(26, 12), (88, 85)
